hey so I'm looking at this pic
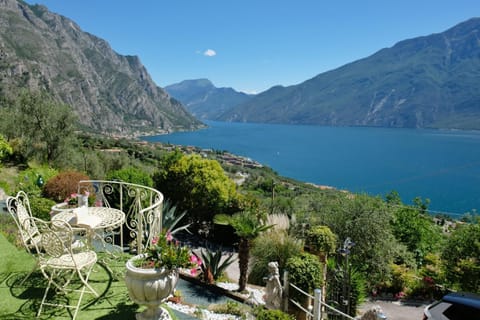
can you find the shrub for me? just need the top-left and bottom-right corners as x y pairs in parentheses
(349, 268), (367, 313)
(285, 252), (322, 303)
(255, 308), (295, 320)
(42, 171), (90, 202)
(249, 231), (302, 285)
(106, 167), (153, 187)
(0, 214), (21, 247)
(305, 225), (337, 258)
(327, 259), (367, 317)
(29, 196), (56, 221)
(15, 166), (58, 197)
(153, 153), (239, 225)
(0, 180), (11, 195)
(0, 134), (12, 162)
(389, 263), (417, 296)
(210, 301), (248, 317)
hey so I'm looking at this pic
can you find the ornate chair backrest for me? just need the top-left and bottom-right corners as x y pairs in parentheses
(6, 191), (40, 250)
(40, 219), (73, 257)
(27, 217), (76, 264)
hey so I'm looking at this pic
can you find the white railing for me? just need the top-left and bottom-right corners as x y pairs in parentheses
(282, 271), (355, 320)
(78, 180), (164, 254)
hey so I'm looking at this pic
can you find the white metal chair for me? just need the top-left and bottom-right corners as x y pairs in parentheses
(26, 217), (99, 320)
(6, 191), (43, 284)
(6, 191), (42, 249)
(6, 191), (87, 285)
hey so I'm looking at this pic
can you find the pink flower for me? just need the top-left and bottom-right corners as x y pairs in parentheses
(190, 255), (202, 266)
(190, 268), (197, 276)
(151, 236), (159, 245)
(166, 232), (173, 242)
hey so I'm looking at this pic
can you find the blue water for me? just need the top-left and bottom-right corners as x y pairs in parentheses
(142, 121), (480, 217)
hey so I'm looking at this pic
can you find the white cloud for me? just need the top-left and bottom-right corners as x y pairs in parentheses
(203, 49), (216, 57)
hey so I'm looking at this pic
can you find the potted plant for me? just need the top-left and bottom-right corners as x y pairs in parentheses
(125, 231), (201, 320)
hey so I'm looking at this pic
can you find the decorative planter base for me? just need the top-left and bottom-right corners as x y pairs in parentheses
(136, 306), (171, 320)
(125, 254), (179, 320)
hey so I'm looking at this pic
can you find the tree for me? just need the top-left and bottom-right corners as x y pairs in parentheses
(313, 193), (397, 286)
(0, 90), (78, 165)
(107, 167), (153, 187)
(153, 153), (239, 224)
(442, 221), (480, 293)
(214, 206), (274, 292)
(389, 194), (443, 266)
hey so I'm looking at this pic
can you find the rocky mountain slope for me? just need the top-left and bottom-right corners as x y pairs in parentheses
(165, 79), (253, 120)
(219, 18), (480, 130)
(0, 0), (203, 135)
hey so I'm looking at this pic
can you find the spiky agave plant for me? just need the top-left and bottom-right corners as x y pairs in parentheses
(194, 248), (237, 284)
(162, 199), (191, 235)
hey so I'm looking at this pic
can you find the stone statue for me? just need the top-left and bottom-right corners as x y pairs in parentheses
(264, 261), (283, 309)
(359, 305), (387, 320)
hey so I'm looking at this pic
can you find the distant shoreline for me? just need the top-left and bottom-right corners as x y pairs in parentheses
(141, 122), (480, 216)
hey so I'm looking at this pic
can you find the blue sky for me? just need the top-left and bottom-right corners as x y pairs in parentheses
(25, 1), (479, 93)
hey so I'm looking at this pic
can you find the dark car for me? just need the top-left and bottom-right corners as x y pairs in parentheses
(423, 292), (480, 320)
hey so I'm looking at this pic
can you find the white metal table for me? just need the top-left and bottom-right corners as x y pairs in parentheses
(52, 206), (125, 252)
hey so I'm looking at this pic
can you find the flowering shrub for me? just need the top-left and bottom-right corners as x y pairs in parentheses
(134, 231), (201, 273)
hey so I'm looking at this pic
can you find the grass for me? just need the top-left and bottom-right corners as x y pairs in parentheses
(0, 231), (147, 320)
(0, 226), (240, 320)
(0, 214), (250, 320)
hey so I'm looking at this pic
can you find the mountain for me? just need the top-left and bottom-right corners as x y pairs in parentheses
(165, 79), (253, 120)
(219, 18), (480, 130)
(0, 0), (203, 135)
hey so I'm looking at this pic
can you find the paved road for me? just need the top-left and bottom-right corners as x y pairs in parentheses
(359, 300), (429, 320)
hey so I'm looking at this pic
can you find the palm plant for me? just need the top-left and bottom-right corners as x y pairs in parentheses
(214, 209), (274, 292)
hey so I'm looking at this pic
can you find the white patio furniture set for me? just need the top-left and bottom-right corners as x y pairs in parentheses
(5, 180), (164, 320)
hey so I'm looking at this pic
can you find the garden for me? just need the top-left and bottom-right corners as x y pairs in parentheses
(0, 91), (479, 319)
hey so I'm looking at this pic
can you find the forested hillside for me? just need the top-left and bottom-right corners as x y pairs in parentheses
(219, 18), (480, 130)
(165, 79), (253, 120)
(0, 0), (203, 135)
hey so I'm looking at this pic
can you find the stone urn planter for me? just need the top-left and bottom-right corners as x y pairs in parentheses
(125, 254), (179, 320)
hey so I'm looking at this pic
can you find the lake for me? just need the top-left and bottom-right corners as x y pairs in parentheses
(142, 121), (480, 217)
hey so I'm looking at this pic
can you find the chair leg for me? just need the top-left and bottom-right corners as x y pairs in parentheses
(72, 263), (98, 320)
(19, 263), (37, 286)
(77, 262), (99, 298)
(38, 266), (98, 320)
(38, 270), (55, 318)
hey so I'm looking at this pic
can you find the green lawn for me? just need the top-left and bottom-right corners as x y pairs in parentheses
(0, 233), (141, 320)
